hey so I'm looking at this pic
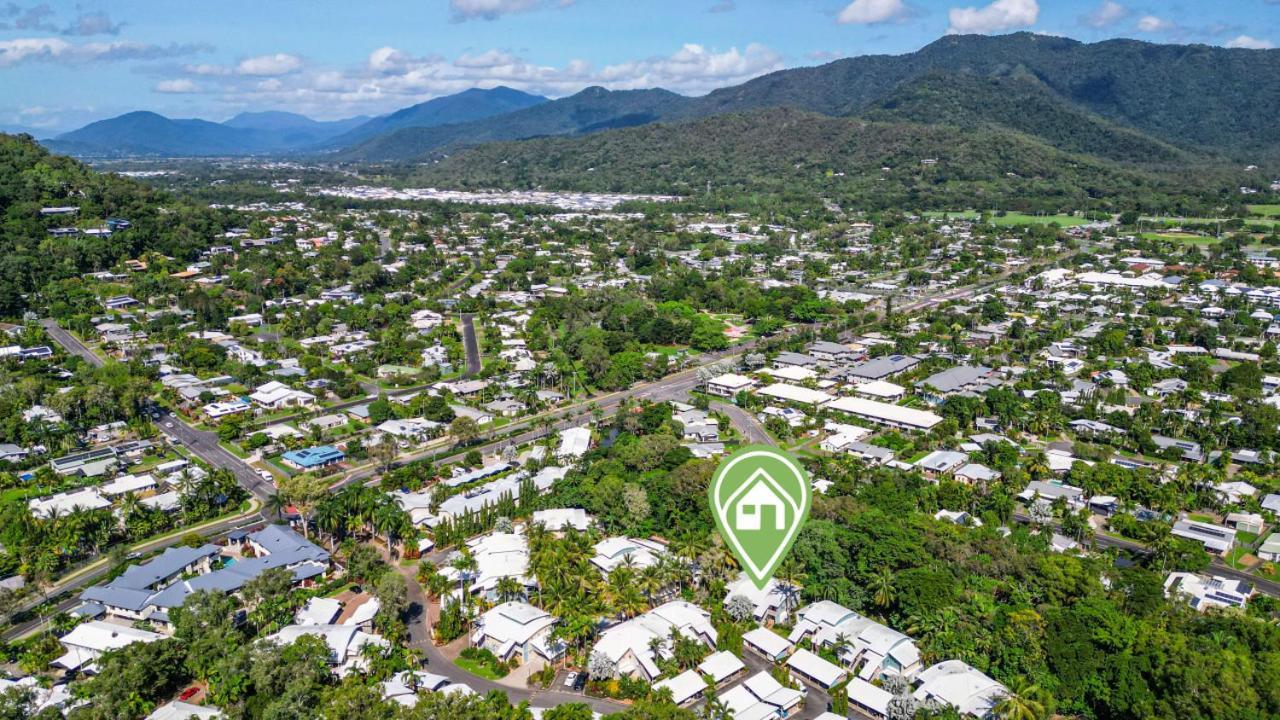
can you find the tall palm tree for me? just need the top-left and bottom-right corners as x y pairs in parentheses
(993, 676), (1049, 720)
(871, 568), (896, 610)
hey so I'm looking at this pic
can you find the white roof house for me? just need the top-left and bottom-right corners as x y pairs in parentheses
(268, 624), (389, 676)
(698, 650), (746, 685)
(250, 381), (316, 410)
(912, 660), (1008, 718)
(591, 601), (717, 681)
(707, 373), (757, 397)
(742, 626), (794, 662)
(787, 648), (847, 689)
(591, 536), (666, 573)
(757, 383), (833, 407)
(100, 473), (157, 497)
(471, 601), (562, 663)
(530, 508), (593, 531)
(720, 671), (805, 720)
(296, 597), (343, 626)
(723, 573), (795, 622)
(445, 531), (531, 599)
(557, 427), (592, 459)
(30, 488), (110, 519)
(825, 396), (943, 430)
(853, 380), (907, 400)
(54, 620), (162, 671)
(653, 669), (706, 706)
(847, 677), (894, 719)
(1164, 572), (1254, 612)
(788, 601), (922, 680)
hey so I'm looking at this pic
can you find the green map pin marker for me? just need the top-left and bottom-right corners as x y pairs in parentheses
(709, 445), (812, 590)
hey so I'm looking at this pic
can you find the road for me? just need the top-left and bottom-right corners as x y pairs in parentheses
(712, 401), (775, 447)
(39, 320), (275, 503)
(1013, 513), (1280, 598)
(392, 562), (628, 715)
(40, 319), (103, 367)
(460, 313), (482, 378)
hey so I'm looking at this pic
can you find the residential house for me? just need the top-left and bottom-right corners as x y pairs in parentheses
(1164, 572), (1254, 611)
(471, 601), (562, 663)
(590, 601), (717, 681)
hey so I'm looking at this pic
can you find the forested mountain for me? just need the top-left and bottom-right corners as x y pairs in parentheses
(321, 86), (548, 148)
(334, 86), (688, 162)
(49, 112), (282, 157)
(0, 133), (240, 315)
(338, 33), (1280, 164)
(859, 72), (1196, 166)
(48, 87), (544, 157)
(405, 107), (1237, 213)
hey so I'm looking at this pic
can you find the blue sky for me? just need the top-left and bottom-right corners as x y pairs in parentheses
(1, 0), (1276, 133)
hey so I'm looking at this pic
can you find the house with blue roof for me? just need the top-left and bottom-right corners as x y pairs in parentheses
(281, 445), (345, 470)
(79, 525), (330, 627)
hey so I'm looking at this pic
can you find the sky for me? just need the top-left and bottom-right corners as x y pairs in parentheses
(1, 0), (1277, 134)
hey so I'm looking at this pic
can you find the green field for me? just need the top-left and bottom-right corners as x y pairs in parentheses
(1139, 231), (1220, 245)
(922, 211), (1089, 227)
(1143, 214), (1280, 229)
(1248, 204), (1280, 217)
(989, 213), (1091, 227)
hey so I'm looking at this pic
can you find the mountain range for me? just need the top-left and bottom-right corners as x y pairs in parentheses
(36, 33), (1280, 183)
(44, 86), (547, 157)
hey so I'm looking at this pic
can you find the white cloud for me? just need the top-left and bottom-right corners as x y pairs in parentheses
(1081, 1), (1127, 29)
(235, 53), (303, 76)
(837, 0), (909, 25)
(192, 42), (783, 119)
(1226, 35), (1275, 49)
(0, 37), (206, 67)
(1135, 15), (1174, 33)
(155, 78), (199, 94)
(947, 0), (1038, 34)
(185, 63), (232, 76)
(448, 0), (573, 22)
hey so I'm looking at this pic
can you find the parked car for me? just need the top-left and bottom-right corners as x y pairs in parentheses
(563, 671), (579, 689)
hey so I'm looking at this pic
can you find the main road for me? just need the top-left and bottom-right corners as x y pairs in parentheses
(39, 319), (275, 503)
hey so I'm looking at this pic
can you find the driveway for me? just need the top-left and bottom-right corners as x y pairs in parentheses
(392, 563), (628, 715)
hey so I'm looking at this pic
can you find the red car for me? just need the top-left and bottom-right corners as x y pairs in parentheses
(178, 687), (200, 702)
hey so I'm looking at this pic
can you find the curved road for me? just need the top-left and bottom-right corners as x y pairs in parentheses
(393, 563), (627, 715)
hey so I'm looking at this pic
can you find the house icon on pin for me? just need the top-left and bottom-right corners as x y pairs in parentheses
(735, 469), (787, 531)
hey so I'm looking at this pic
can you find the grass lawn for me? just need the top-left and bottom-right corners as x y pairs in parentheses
(1139, 231), (1220, 245)
(989, 213), (1090, 227)
(922, 210), (1088, 226)
(1248, 204), (1280, 217)
(455, 656), (507, 680)
(1237, 530), (1260, 547)
(923, 210), (981, 220)
(1225, 547), (1255, 570)
(1188, 513), (1216, 523)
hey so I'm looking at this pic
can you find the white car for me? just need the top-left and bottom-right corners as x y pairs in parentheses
(563, 671), (579, 689)
(164, 422), (173, 429)
(258, 469), (274, 482)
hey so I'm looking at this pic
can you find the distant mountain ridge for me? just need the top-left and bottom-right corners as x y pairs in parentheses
(337, 33), (1280, 164)
(47, 86), (546, 157)
(323, 86), (548, 148)
(43, 33), (1280, 165)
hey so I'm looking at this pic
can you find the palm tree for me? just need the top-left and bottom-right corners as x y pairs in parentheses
(495, 577), (525, 603)
(871, 568), (896, 610)
(993, 676), (1049, 720)
(264, 491), (287, 520)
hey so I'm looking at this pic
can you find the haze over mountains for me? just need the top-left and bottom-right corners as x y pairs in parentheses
(37, 33), (1280, 174)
